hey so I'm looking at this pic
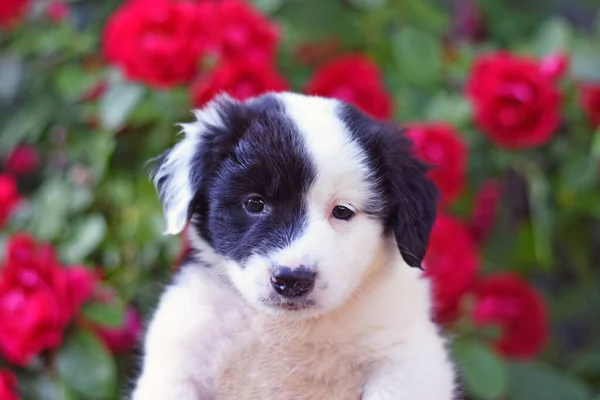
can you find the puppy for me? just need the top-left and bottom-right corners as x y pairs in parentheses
(131, 92), (456, 400)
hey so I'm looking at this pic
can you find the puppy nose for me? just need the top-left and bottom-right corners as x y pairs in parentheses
(270, 266), (316, 298)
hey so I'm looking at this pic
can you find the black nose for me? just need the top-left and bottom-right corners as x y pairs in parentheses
(270, 266), (316, 298)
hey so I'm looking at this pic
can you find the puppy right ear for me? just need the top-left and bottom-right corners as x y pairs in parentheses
(150, 93), (238, 235)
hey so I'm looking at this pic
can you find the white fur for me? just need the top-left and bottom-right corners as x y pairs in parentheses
(132, 93), (456, 400)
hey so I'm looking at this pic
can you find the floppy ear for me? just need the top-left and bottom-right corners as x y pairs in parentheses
(389, 131), (439, 269)
(150, 94), (239, 235)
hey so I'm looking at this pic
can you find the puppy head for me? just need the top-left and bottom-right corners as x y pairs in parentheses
(152, 92), (438, 317)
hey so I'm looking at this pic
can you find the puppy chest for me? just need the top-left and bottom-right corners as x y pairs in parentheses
(216, 338), (366, 400)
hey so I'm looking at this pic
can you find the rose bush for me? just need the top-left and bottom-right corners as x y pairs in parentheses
(1, 0), (599, 398)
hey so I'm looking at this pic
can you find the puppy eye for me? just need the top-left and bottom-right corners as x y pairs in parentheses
(244, 196), (266, 214)
(332, 205), (355, 221)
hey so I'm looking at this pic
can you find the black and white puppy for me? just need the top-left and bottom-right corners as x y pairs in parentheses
(131, 92), (456, 400)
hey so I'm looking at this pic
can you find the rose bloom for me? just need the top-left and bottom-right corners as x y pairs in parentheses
(539, 53), (569, 82)
(0, 174), (21, 228)
(46, 1), (69, 22)
(469, 179), (502, 245)
(213, 0), (280, 65)
(96, 307), (142, 354)
(472, 273), (548, 358)
(0, 0), (28, 28)
(103, 0), (219, 88)
(0, 369), (19, 400)
(191, 61), (288, 107)
(4, 145), (39, 175)
(580, 84), (600, 128)
(304, 54), (393, 120)
(0, 234), (97, 365)
(423, 213), (480, 325)
(406, 123), (467, 205)
(466, 51), (561, 149)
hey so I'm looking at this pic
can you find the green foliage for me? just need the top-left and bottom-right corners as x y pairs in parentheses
(454, 339), (509, 399)
(57, 330), (117, 400)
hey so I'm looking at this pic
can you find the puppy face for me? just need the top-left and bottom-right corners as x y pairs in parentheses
(152, 92), (437, 317)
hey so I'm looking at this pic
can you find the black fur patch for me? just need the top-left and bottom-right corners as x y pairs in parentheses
(187, 95), (316, 264)
(337, 103), (439, 268)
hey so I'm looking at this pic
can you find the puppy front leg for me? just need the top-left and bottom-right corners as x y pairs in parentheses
(131, 267), (247, 400)
(361, 328), (456, 400)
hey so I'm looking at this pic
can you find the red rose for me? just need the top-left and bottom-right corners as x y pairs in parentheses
(469, 179), (502, 245)
(304, 54), (393, 120)
(472, 273), (548, 358)
(423, 214), (480, 325)
(580, 84), (600, 128)
(466, 51), (561, 149)
(103, 0), (219, 88)
(213, 0), (279, 65)
(46, 1), (69, 22)
(406, 123), (467, 205)
(96, 307), (142, 354)
(191, 61), (288, 107)
(0, 369), (19, 400)
(4, 145), (39, 175)
(539, 53), (569, 82)
(0, 234), (97, 365)
(0, 174), (21, 228)
(0, 0), (28, 28)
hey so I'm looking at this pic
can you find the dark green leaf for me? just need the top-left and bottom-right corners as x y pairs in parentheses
(425, 92), (472, 126)
(99, 77), (145, 131)
(454, 339), (508, 399)
(29, 179), (72, 241)
(60, 214), (107, 264)
(0, 54), (23, 104)
(532, 18), (571, 56)
(509, 362), (593, 400)
(523, 162), (553, 270)
(571, 41), (600, 83)
(82, 296), (126, 328)
(393, 26), (442, 88)
(57, 330), (117, 400)
(348, 0), (388, 10)
(559, 155), (599, 193)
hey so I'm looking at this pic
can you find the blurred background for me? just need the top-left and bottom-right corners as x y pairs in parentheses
(0, 0), (599, 399)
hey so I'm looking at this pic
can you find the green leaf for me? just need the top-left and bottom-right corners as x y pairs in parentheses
(454, 339), (509, 399)
(591, 129), (600, 159)
(523, 162), (553, 269)
(60, 214), (107, 264)
(18, 374), (75, 400)
(99, 77), (145, 131)
(532, 18), (571, 56)
(29, 179), (72, 241)
(393, 26), (442, 88)
(0, 54), (23, 104)
(57, 330), (117, 400)
(509, 362), (593, 400)
(571, 41), (600, 83)
(347, 0), (388, 10)
(82, 296), (126, 328)
(559, 154), (599, 193)
(425, 92), (472, 126)
(0, 101), (52, 155)
(252, 0), (286, 13)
